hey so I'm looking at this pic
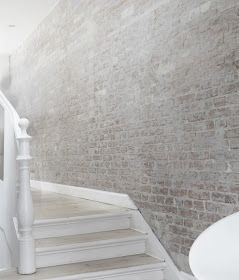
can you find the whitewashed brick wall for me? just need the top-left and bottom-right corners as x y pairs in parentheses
(7, 0), (239, 272)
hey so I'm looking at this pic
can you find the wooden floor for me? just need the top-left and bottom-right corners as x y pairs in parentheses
(33, 189), (124, 220)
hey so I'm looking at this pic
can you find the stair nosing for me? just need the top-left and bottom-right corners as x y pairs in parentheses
(34, 211), (131, 226)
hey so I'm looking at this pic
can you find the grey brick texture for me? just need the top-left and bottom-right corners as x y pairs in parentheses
(7, 0), (239, 272)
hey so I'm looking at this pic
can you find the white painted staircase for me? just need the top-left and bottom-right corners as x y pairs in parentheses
(1, 189), (166, 280)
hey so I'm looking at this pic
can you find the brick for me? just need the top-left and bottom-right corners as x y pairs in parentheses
(211, 192), (237, 204)
(188, 190), (210, 200)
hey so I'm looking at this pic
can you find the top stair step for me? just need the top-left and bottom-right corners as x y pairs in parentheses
(33, 189), (124, 220)
(32, 189), (132, 238)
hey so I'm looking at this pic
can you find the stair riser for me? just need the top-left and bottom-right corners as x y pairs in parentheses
(34, 215), (131, 239)
(79, 270), (164, 280)
(39, 266), (164, 280)
(36, 239), (146, 268)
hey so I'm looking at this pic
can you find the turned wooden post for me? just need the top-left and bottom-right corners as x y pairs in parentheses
(16, 118), (35, 274)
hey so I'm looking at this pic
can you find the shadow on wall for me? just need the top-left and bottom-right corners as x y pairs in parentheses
(0, 75), (11, 92)
(0, 55), (11, 92)
(0, 55), (19, 111)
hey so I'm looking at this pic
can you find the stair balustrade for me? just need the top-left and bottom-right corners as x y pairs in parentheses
(0, 90), (35, 274)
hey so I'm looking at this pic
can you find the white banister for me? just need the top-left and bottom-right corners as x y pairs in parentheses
(0, 91), (20, 137)
(0, 90), (35, 274)
(16, 119), (35, 274)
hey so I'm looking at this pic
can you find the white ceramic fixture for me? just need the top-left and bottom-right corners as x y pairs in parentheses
(189, 212), (239, 280)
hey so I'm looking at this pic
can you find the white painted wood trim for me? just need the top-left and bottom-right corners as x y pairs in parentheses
(17, 119), (35, 275)
(12, 217), (19, 239)
(31, 180), (138, 210)
(180, 271), (197, 280)
(34, 212), (131, 226)
(33, 212), (131, 239)
(0, 89), (20, 137)
(0, 268), (16, 273)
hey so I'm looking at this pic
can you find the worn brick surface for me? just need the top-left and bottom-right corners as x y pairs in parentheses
(7, 0), (239, 272)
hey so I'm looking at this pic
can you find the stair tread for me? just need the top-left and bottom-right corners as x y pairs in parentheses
(33, 190), (125, 220)
(36, 229), (146, 250)
(0, 254), (164, 280)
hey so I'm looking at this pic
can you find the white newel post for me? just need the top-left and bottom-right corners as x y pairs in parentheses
(16, 118), (36, 274)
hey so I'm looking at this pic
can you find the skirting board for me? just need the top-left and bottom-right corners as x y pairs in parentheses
(0, 268), (16, 273)
(180, 271), (197, 280)
(31, 180), (137, 210)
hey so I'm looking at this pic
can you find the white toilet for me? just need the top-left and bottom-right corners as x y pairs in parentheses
(189, 212), (239, 280)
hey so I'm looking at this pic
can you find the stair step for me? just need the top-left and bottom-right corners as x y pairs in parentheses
(36, 229), (145, 248)
(1, 254), (165, 280)
(33, 190), (123, 220)
(33, 211), (132, 239)
(36, 229), (147, 268)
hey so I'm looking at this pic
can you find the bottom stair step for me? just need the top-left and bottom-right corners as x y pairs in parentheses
(0, 254), (166, 280)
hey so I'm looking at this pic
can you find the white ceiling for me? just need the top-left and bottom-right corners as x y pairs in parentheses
(0, 0), (59, 54)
